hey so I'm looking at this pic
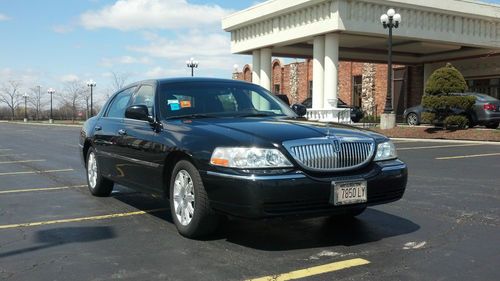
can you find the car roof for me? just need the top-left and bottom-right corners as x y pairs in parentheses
(120, 77), (254, 90)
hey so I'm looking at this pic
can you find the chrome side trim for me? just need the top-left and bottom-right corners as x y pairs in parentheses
(98, 151), (161, 168)
(381, 164), (407, 172)
(206, 171), (307, 181)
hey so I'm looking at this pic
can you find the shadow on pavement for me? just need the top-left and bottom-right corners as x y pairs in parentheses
(0, 226), (115, 258)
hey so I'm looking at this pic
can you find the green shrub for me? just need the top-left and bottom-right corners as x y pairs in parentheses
(421, 63), (473, 130)
(443, 115), (469, 129)
(360, 115), (380, 123)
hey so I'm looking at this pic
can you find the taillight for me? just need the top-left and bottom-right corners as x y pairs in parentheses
(483, 103), (496, 111)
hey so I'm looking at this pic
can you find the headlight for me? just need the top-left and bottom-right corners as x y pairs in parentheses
(374, 141), (397, 161)
(210, 147), (293, 168)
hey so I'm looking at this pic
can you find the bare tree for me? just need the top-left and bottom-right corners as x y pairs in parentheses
(28, 85), (46, 120)
(0, 80), (22, 120)
(111, 71), (130, 92)
(61, 80), (86, 123)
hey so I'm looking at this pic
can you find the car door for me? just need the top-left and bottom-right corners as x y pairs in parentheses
(93, 86), (136, 184)
(118, 83), (162, 192)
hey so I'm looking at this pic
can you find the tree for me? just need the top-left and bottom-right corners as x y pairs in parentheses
(61, 80), (86, 123)
(0, 80), (22, 120)
(421, 63), (475, 129)
(111, 71), (130, 92)
(28, 85), (46, 120)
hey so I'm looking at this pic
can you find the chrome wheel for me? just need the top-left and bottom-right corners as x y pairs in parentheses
(407, 113), (418, 126)
(173, 170), (195, 226)
(87, 152), (97, 189)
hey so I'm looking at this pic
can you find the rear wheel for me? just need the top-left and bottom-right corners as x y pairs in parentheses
(86, 147), (114, 197)
(485, 122), (499, 129)
(169, 160), (221, 238)
(406, 113), (419, 126)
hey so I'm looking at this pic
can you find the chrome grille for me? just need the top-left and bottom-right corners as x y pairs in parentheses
(283, 137), (375, 171)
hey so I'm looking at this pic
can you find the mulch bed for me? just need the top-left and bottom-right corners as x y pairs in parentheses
(371, 126), (500, 142)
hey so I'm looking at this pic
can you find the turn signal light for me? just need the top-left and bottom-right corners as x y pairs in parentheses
(210, 158), (229, 167)
(484, 103), (496, 111)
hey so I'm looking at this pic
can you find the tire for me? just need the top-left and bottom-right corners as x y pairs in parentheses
(406, 112), (419, 126)
(86, 147), (114, 197)
(169, 160), (221, 238)
(485, 122), (499, 129)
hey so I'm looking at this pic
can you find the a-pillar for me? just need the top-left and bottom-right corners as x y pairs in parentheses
(324, 33), (339, 109)
(312, 36), (325, 109)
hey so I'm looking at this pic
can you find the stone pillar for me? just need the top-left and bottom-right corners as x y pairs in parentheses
(312, 36), (325, 109)
(252, 50), (260, 85)
(324, 33), (339, 109)
(260, 48), (272, 91)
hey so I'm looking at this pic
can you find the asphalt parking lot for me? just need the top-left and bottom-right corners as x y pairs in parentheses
(0, 122), (499, 281)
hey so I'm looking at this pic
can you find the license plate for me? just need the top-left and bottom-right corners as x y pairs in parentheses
(330, 180), (367, 206)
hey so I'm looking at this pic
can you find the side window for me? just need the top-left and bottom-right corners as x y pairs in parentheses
(106, 87), (135, 118)
(217, 93), (237, 112)
(130, 85), (155, 115)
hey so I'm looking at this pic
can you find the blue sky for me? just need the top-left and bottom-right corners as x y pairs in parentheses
(0, 0), (499, 103)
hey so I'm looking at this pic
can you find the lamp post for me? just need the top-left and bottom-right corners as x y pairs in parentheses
(86, 80), (96, 117)
(23, 93), (29, 122)
(47, 88), (55, 123)
(232, 64), (239, 80)
(380, 8), (401, 129)
(186, 57), (199, 77)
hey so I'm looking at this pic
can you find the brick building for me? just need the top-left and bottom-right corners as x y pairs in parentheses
(234, 60), (424, 117)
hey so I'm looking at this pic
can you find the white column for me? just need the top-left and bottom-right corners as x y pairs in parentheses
(252, 50), (260, 85)
(324, 33), (339, 109)
(260, 48), (272, 91)
(313, 36), (325, 109)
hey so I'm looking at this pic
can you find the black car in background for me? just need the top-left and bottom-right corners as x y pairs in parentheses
(300, 97), (364, 122)
(403, 93), (500, 128)
(79, 78), (407, 238)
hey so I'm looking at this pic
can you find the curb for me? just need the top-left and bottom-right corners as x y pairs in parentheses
(4, 122), (81, 128)
(390, 137), (500, 145)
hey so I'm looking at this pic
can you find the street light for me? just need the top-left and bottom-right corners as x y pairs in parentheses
(23, 93), (29, 122)
(186, 57), (199, 77)
(47, 88), (55, 123)
(232, 64), (239, 79)
(86, 79), (96, 117)
(380, 8), (401, 129)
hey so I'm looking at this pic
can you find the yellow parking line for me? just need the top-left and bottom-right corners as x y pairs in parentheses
(397, 144), (481, 151)
(0, 169), (74, 176)
(0, 159), (46, 164)
(436, 152), (500, 160)
(0, 185), (86, 194)
(0, 208), (168, 229)
(246, 258), (370, 281)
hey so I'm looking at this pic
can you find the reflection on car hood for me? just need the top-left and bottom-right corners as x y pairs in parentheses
(184, 117), (385, 144)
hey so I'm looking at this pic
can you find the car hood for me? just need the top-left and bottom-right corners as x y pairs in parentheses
(177, 117), (386, 145)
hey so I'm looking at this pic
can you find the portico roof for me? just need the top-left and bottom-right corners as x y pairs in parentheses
(222, 0), (500, 64)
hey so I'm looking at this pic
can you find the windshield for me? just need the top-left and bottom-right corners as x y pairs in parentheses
(159, 82), (296, 119)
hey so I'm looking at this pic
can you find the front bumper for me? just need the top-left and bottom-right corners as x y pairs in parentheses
(202, 159), (407, 218)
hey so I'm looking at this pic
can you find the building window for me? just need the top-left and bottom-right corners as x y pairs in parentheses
(308, 81), (313, 98)
(274, 84), (280, 94)
(352, 75), (362, 107)
(467, 78), (500, 99)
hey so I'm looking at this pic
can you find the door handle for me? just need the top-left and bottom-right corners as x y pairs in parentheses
(118, 129), (127, 136)
(94, 125), (102, 131)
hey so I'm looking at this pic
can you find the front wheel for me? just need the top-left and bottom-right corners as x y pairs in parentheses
(86, 147), (114, 197)
(406, 113), (419, 126)
(485, 122), (499, 129)
(170, 160), (221, 238)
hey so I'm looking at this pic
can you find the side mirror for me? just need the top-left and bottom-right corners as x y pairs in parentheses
(125, 105), (153, 122)
(291, 103), (307, 117)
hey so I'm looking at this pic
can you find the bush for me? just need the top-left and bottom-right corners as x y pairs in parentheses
(443, 115), (469, 129)
(421, 63), (473, 130)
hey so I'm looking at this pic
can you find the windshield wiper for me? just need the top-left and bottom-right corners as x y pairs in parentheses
(166, 114), (216, 120)
(237, 113), (277, 117)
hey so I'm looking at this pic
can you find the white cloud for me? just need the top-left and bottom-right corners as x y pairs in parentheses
(80, 0), (232, 31)
(100, 55), (151, 67)
(144, 66), (185, 78)
(0, 13), (10, 21)
(52, 25), (74, 34)
(60, 74), (80, 83)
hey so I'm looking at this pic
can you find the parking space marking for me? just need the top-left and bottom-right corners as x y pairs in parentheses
(246, 258), (370, 281)
(0, 184), (86, 194)
(0, 149), (12, 151)
(0, 153), (27, 157)
(436, 152), (500, 160)
(0, 208), (168, 229)
(0, 168), (74, 176)
(0, 159), (46, 164)
(397, 144), (482, 151)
